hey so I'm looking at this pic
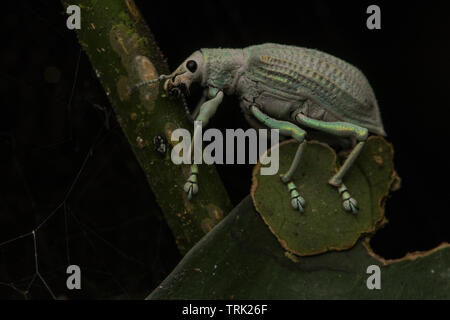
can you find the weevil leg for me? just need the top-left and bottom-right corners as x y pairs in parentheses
(184, 88), (223, 200)
(191, 88), (209, 120)
(250, 105), (307, 213)
(294, 112), (368, 214)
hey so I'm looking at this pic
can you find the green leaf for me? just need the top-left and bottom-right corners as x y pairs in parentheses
(147, 196), (450, 299)
(251, 136), (399, 256)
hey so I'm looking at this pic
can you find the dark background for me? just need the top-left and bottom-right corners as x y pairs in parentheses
(0, 0), (449, 299)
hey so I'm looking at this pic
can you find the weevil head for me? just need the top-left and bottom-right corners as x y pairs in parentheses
(164, 48), (245, 96)
(163, 51), (205, 97)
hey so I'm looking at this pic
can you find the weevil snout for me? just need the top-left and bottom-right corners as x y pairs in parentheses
(163, 77), (186, 97)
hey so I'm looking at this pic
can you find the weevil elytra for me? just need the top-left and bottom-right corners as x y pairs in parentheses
(130, 43), (386, 214)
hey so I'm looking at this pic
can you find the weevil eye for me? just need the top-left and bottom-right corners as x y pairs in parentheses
(186, 60), (197, 73)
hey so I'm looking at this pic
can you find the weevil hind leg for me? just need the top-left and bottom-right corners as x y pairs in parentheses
(294, 112), (368, 214)
(250, 105), (307, 213)
(328, 141), (365, 214)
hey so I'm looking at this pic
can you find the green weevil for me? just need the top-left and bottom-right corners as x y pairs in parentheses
(130, 43), (386, 214)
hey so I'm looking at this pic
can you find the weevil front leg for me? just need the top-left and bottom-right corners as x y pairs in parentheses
(250, 106), (307, 213)
(184, 87), (223, 200)
(294, 112), (368, 214)
(191, 88), (209, 120)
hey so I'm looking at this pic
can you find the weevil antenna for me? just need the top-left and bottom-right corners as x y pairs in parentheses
(180, 92), (194, 124)
(128, 74), (172, 94)
(129, 71), (193, 123)
(128, 70), (187, 95)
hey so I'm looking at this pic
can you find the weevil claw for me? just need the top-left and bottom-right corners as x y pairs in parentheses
(291, 196), (305, 213)
(338, 184), (358, 214)
(343, 197), (358, 214)
(286, 181), (306, 213)
(184, 181), (198, 200)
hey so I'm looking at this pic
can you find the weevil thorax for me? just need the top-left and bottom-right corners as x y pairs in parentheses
(199, 48), (245, 95)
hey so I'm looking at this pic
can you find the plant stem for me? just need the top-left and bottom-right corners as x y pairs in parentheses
(61, 0), (232, 254)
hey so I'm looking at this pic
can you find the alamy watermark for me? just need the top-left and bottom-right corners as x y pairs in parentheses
(366, 265), (381, 290)
(171, 121), (280, 175)
(66, 265), (81, 290)
(66, 5), (81, 30)
(366, 5), (381, 30)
